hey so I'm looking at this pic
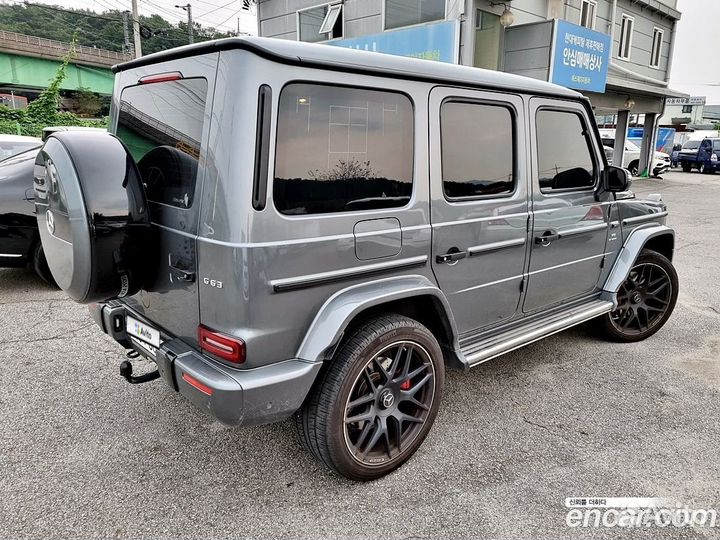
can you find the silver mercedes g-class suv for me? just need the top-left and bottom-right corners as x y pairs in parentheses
(34, 37), (677, 481)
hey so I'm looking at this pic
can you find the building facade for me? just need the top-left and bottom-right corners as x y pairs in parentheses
(658, 96), (706, 128)
(257, 0), (684, 174)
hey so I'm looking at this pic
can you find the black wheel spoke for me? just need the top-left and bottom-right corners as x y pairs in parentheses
(620, 308), (636, 329)
(345, 410), (374, 424)
(405, 373), (432, 396)
(647, 281), (668, 296)
(360, 418), (386, 458)
(395, 411), (423, 425)
(363, 367), (377, 391)
(381, 417), (392, 459)
(389, 345), (404, 380)
(400, 345), (413, 379)
(394, 416), (403, 454)
(374, 357), (392, 383)
(354, 418), (374, 452)
(347, 393), (374, 410)
(401, 395), (430, 411)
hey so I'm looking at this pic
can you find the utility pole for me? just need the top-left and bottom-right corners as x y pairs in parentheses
(131, 0), (142, 58)
(176, 4), (193, 44)
(122, 10), (133, 57)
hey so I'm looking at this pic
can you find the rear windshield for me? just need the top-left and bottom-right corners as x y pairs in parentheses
(116, 77), (208, 209)
(683, 140), (700, 149)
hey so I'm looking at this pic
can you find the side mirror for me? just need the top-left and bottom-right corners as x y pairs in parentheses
(603, 165), (632, 193)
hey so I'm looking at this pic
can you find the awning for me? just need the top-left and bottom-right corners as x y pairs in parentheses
(606, 75), (688, 99)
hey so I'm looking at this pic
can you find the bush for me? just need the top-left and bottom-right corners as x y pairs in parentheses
(0, 43), (108, 137)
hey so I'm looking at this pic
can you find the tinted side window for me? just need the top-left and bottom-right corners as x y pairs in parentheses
(441, 101), (514, 198)
(274, 84), (414, 215)
(536, 109), (596, 191)
(116, 78), (208, 209)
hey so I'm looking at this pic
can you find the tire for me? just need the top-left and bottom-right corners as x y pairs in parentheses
(682, 163), (691, 173)
(295, 314), (445, 481)
(32, 241), (56, 286)
(596, 250), (678, 343)
(628, 160), (639, 176)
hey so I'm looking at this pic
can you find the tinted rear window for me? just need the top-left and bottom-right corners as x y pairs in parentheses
(116, 78), (208, 209)
(273, 83), (414, 215)
(683, 140), (700, 149)
(441, 101), (515, 198)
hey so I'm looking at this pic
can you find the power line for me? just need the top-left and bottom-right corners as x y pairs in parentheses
(195, 0), (237, 20)
(141, 0), (186, 21)
(214, 7), (244, 31)
(23, 1), (125, 23)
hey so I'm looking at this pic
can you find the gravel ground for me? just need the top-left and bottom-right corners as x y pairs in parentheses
(1, 170), (719, 540)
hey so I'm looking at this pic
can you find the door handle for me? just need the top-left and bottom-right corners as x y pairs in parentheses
(436, 248), (467, 264)
(535, 230), (559, 246)
(169, 262), (196, 282)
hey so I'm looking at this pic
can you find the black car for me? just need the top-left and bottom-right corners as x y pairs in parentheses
(0, 147), (54, 283)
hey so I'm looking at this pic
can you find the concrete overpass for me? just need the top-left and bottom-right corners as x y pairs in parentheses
(0, 30), (130, 96)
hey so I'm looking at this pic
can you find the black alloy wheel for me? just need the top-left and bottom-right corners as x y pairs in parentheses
(343, 340), (435, 466)
(296, 315), (444, 481)
(597, 250), (678, 342)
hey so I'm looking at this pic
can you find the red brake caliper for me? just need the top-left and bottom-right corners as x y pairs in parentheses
(400, 380), (411, 390)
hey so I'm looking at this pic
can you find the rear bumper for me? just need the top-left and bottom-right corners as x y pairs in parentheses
(91, 302), (322, 426)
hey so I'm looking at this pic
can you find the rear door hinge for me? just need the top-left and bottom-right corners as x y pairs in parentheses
(600, 256), (606, 269)
(520, 277), (526, 292)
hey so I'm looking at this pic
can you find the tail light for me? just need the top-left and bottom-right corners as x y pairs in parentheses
(198, 326), (245, 364)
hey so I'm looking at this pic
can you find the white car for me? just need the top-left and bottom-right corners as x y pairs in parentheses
(0, 134), (41, 161)
(600, 136), (670, 177)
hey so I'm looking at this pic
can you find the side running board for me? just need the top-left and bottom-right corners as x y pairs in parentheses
(460, 300), (614, 368)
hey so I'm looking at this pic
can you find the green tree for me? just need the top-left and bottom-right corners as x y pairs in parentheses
(0, 3), (235, 55)
(69, 87), (107, 118)
(0, 45), (107, 136)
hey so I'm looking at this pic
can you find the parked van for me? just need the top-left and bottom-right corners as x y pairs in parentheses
(33, 38), (678, 480)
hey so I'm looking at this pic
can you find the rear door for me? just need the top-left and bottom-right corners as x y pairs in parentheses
(524, 98), (610, 313)
(111, 55), (217, 342)
(429, 87), (529, 335)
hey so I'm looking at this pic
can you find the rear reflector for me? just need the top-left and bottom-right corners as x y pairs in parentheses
(182, 372), (213, 396)
(198, 326), (245, 364)
(138, 71), (183, 84)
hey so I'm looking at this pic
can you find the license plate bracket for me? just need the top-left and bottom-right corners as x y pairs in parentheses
(125, 315), (161, 356)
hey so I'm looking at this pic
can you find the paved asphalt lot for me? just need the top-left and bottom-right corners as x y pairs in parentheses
(1, 170), (719, 540)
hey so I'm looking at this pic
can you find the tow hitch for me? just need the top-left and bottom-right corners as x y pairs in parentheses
(119, 350), (160, 384)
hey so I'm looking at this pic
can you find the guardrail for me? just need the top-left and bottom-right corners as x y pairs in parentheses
(0, 30), (131, 67)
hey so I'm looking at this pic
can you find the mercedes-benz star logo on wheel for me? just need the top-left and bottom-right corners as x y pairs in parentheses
(46, 210), (55, 235)
(381, 391), (395, 409)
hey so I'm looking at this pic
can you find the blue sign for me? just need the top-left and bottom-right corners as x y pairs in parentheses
(328, 20), (459, 64)
(628, 127), (676, 154)
(551, 20), (611, 93)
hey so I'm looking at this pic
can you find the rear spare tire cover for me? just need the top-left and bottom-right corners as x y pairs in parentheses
(33, 131), (151, 303)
